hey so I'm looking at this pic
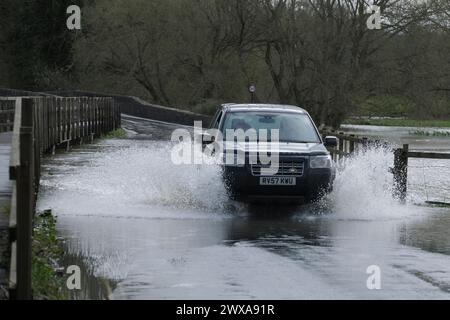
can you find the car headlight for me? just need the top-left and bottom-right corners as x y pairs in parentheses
(310, 155), (333, 169)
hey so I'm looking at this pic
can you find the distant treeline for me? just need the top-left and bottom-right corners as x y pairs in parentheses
(1, 0), (450, 126)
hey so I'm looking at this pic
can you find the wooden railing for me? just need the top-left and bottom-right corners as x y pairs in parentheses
(392, 144), (450, 202)
(46, 90), (212, 126)
(0, 98), (15, 132)
(322, 129), (450, 203)
(6, 96), (121, 300)
(321, 128), (387, 161)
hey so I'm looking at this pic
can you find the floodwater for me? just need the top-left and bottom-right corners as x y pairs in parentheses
(36, 116), (450, 299)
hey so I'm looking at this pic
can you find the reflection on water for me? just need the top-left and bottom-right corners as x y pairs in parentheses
(399, 210), (450, 255)
(52, 206), (450, 299)
(60, 250), (117, 300)
(35, 118), (450, 299)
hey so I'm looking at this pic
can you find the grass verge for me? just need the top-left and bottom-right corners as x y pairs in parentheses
(409, 130), (450, 137)
(0, 204), (10, 299)
(344, 118), (450, 128)
(0, 205), (10, 270)
(101, 128), (127, 139)
(425, 201), (450, 208)
(32, 210), (68, 300)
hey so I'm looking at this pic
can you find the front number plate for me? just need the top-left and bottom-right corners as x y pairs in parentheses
(260, 177), (296, 186)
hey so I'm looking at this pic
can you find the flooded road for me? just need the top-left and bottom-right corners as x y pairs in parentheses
(37, 116), (450, 299)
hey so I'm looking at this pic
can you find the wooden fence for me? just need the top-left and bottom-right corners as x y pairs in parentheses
(393, 144), (450, 202)
(0, 99), (15, 132)
(6, 96), (120, 300)
(49, 90), (212, 126)
(321, 128), (387, 161)
(322, 129), (450, 203)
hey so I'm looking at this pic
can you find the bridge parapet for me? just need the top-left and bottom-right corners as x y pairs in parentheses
(4, 96), (120, 300)
(46, 90), (212, 126)
(0, 99), (15, 132)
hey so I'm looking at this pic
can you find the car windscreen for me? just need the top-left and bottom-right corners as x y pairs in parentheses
(221, 111), (320, 143)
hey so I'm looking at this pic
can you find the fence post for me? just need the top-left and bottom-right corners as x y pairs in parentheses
(393, 144), (409, 202)
(16, 98), (34, 300)
(362, 137), (368, 151)
(338, 132), (344, 160)
(349, 134), (355, 154)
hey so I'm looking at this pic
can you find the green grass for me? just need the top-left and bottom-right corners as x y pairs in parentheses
(101, 128), (127, 139)
(0, 204), (9, 218)
(425, 201), (450, 208)
(32, 210), (68, 300)
(352, 95), (415, 118)
(410, 130), (450, 137)
(0, 205), (10, 274)
(344, 118), (450, 128)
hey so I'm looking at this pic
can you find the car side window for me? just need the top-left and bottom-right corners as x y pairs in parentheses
(209, 109), (221, 129)
(214, 111), (223, 129)
(210, 110), (222, 129)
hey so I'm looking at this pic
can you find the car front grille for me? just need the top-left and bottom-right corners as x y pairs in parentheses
(251, 160), (305, 177)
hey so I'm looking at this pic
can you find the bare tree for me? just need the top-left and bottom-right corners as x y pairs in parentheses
(69, 0), (450, 123)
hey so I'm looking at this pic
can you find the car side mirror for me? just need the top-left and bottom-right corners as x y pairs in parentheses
(324, 136), (338, 148)
(201, 132), (216, 145)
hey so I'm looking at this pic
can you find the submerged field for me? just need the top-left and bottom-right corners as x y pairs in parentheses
(344, 118), (450, 128)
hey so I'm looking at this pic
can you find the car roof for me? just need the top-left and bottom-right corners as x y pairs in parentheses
(221, 103), (308, 114)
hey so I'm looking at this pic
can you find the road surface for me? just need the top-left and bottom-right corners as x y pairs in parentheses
(36, 115), (450, 299)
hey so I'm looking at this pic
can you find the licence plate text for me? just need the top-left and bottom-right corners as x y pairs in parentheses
(260, 177), (296, 186)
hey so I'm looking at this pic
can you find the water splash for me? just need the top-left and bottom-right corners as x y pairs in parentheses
(326, 146), (418, 220)
(40, 140), (425, 221)
(40, 141), (236, 218)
